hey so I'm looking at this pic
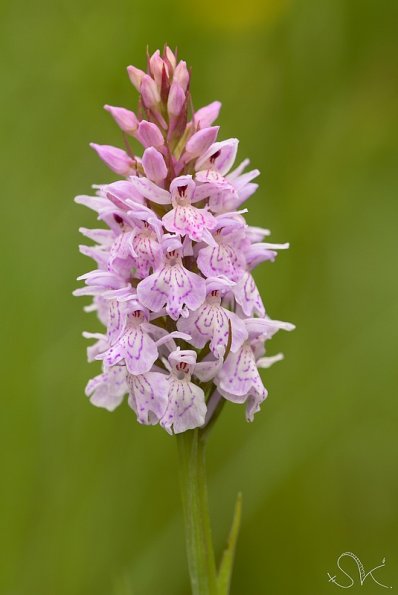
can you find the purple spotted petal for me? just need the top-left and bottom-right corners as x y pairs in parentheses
(130, 227), (162, 278)
(197, 241), (245, 282)
(162, 205), (216, 244)
(233, 271), (265, 317)
(106, 299), (128, 345)
(161, 378), (206, 434)
(177, 302), (247, 356)
(137, 263), (206, 320)
(216, 344), (268, 421)
(127, 371), (168, 425)
(98, 325), (158, 375)
(108, 230), (135, 272)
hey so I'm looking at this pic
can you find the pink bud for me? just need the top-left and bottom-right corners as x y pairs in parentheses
(136, 121), (164, 148)
(150, 49), (168, 88)
(185, 126), (220, 158)
(127, 65), (145, 92)
(173, 60), (189, 92)
(104, 105), (138, 135)
(90, 143), (135, 176)
(164, 46), (177, 71)
(194, 101), (222, 128)
(167, 81), (185, 117)
(140, 74), (161, 108)
(142, 147), (168, 181)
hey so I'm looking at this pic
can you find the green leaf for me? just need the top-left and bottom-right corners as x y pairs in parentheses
(217, 492), (242, 595)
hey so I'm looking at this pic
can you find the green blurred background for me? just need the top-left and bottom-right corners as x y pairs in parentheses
(1, 0), (397, 593)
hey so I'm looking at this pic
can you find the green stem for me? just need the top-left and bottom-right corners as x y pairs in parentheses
(177, 430), (218, 595)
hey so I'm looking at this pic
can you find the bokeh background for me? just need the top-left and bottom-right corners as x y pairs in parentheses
(1, 0), (397, 593)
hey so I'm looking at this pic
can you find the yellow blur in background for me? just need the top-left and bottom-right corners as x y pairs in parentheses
(186, 0), (289, 32)
(0, 0), (397, 594)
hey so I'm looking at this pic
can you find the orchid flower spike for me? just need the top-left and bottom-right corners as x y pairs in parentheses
(75, 47), (294, 435)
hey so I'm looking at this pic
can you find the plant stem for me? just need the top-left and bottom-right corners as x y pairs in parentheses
(177, 429), (218, 595)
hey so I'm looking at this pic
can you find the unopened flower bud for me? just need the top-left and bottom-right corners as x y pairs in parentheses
(127, 65), (145, 92)
(150, 49), (168, 88)
(185, 126), (219, 158)
(90, 143), (135, 176)
(167, 81), (185, 117)
(104, 105), (138, 135)
(136, 121), (164, 148)
(142, 147), (168, 182)
(164, 45), (177, 71)
(140, 74), (161, 108)
(173, 61), (189, 92)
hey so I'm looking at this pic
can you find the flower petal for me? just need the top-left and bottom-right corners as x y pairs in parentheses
(185, 127), (219, 159)
(195, 139), (239, 176)
(161, 378), (206, 434)
(162, 205), (216, 244)
(233, 271), (265, 317)
(85, 366), (127, 411)
(98, 326), (158, 374)
(217, 344), (265, 399)
(197, 242), (245, 281)
(127, 371), (168, 425)
(137, 264), (206, 320)
(194, 101), (222, 128)
(129, 176), (171, 204)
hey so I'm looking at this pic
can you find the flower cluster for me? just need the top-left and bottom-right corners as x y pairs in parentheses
(75, 47), (294, 434)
